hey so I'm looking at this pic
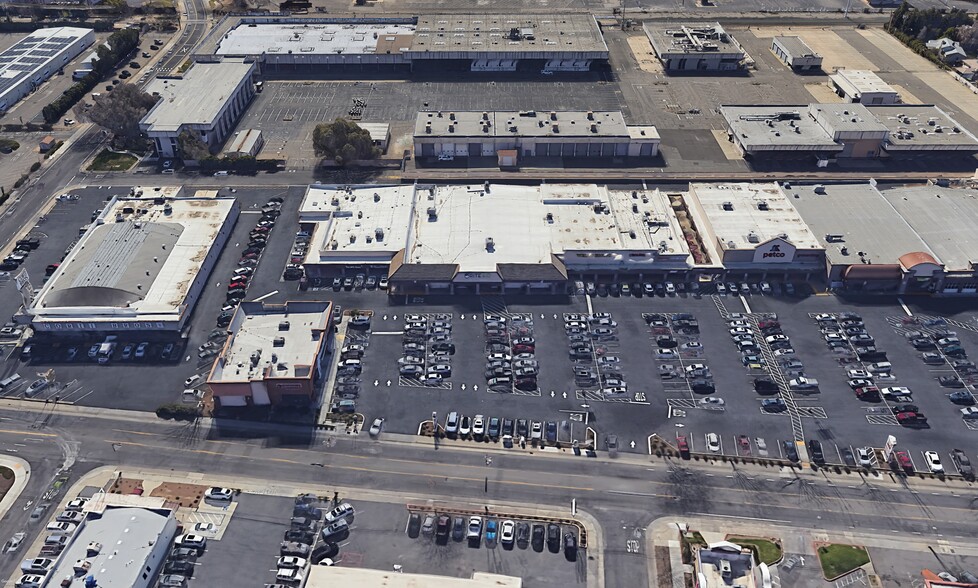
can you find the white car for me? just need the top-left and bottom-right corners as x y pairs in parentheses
(184, 375), (201, 387)
(368, 418), (384, 436)
(814, 313), (836, 322)
(773, 348), (795, 357)
(728, 319), (749, 328)
(706, 433), (721, 453)
(924, 450), (944, 473)
(487, 353), (511, 362)
(46, 521), (77, 534)
(350, 314), (371, 327)
(500, 519), (516, 545)
(276, 568), (304, 584)
(729, 327), (752, 336)
(175, 534), (206, 550)
(530, 421), (543, 440)
(961, 407), (978, 419)
(472, 415), (486, 436)
(277, 556), (308, 569)
(15, 575), (45, 588)
(65, 498), (88, 511)
(880, 387), (912, 398)
(685, 363), (708, 374)
(194, 522), (217, 534)
(699, 397), (725, 406)
(856, 447), (873, 467)
(847, 369), (871, 380)
(765, 334), (788, 344)
(204, 487), (233, 501)
(324, 503), (355, 523)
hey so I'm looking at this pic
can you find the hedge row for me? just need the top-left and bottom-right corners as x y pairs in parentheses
(156, 403), (201, 421)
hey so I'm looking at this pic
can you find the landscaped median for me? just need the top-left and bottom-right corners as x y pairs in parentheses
(726, 536), (783, 565)
(817, 542), (871, 580)
(88, 149), (139, 172)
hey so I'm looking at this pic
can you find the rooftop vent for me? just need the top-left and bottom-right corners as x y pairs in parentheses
(449, 112), (456, 120)
(375, 227), (385, 241)
(722, 201), (734, 211)
(550, 111), (557, 120)
(747, 231), (760, 243)
(587, 110), (594, 120)
(86, 542), (102, 556)
(757, 201), (769, 211)
(486, 237), (495, 252)
(427, 207), (438, 221)
(373, 192), (380, 202)
(825, 234), (844, 242)
(813, 184), (826, 194)
(273, 337), (286, 347)
(278, 321), (290, 331)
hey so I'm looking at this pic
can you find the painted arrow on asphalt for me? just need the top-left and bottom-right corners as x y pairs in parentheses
(461, 384), (466, 390)
(473, 385), (479, 391)
(630, 441), (636, 449)
(550, 391), (555, 398)
(386, 380), (391, 386)
(562, 391), (567, 399)
(374, 380), (379, 386)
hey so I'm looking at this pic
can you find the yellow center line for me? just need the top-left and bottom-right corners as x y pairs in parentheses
(0, 428), (57, 438)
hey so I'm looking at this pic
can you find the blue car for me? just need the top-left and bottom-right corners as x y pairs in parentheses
(485, 519), (497, 542)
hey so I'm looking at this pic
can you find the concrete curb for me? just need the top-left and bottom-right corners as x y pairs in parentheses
(0, 454), (31, 524)
(65, 465), (605, 587)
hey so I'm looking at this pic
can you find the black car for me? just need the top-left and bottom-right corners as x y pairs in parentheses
(436, 514), (450, 540)
(501, 418), (514, 437)
(546, 523), (561, 553)
(516, 419), (528, 439)
(782, 441), (799, 463)
(164, 560), (194, 577)
(545, 421), (558, 443)
(517, 522), (530, 548)
(452, 516), (465, 541)
(690, 380), (715, 394)
(564, 532), (578, 559)
(531, 524), (545, 552)
(891, 404), (919, 414)
(754, 377), (779, 395)
(808, 439), (825, 464)
(407, 513), (421, 539)
(487, 417), (501, 439)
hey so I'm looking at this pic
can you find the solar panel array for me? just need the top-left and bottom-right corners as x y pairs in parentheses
(0, 29), (92, 105)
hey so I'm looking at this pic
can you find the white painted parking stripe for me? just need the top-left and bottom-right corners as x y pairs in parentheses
(252, 290), (278, 302)
(740, 296), (752, 314)
(897, 297), (913, 316)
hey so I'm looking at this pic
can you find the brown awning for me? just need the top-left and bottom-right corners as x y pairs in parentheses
(898, 251), (940, 271)
(843, 264), (902, 280)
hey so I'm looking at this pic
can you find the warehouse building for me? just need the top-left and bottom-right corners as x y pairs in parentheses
(358, 122), (391, 152)
(770, 36), (822, 71)
(205, 15), (608, 73)
(720, 103), (978, 160)
(224, 128), (264, 157)
(45, 501), (178, 588)
(0, 26), (95, 114)
(27, 189), (239, 335)
(682, 183), (825, 281)
(789, 182), (938, 293)
(413, 110), (659, 164)
(141, 59), (257, 159)
(297, 183), (692, 294)
(830, 69), (900, 104)
(208, 301), (334, 409)
(644, 23), (748, 72)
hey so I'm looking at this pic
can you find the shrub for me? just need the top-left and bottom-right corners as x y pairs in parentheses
(156, 403), (201, 421)
(29, 162), (40, 172)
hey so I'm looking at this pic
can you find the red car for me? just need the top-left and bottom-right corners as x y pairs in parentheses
(894, 450), (914, 472)
(676, 435), (690, 458)
(513, 344), (535, 354)
(228, 280), (247, 290)
(896, 412), (927, 426)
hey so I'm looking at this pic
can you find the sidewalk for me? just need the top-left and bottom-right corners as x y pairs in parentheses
(0, 454), (30, 523)
(66, 465), (604, 588)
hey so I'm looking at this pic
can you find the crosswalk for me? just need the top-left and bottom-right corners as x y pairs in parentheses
(398, 376), (452, 390)
(480, 296), (509, 318)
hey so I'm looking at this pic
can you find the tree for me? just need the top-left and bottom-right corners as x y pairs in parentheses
(87, 85), (159, 150)
(312, 118), (379, 165)
(956, 24), (978, 53)
(177, 130), (210, 161)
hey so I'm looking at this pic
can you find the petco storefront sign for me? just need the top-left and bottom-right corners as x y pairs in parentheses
(753, 238), (796, 263)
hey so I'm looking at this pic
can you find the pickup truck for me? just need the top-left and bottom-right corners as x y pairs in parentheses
(788, 377), (819, 391)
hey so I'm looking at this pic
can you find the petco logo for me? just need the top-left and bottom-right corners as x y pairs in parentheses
(762, 244), (786, 259)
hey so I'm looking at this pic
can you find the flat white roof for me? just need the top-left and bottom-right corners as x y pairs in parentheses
(210, 301), (330, 383)
(300, 184), (413, 264)
(47, 506), (174, 588)
(31, 189), (236, 323)
(689, 183), (822, 251)
(830, 69), (898, 97)
(142, 59), (255, 132)
(215, 23), (417, 56)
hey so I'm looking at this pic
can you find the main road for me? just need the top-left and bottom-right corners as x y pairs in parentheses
(0, 403), (976, 585)
(156, 0), (210, 75)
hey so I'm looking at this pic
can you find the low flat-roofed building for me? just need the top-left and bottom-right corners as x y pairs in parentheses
(0, 26), (95, 115)
(203, 14), (607, 72)
(720, 105), (843, 157)
(297, 183), (691, 294)
(208, 301), (333, 409)
(789, 182), (937, 293)
(45, 504), (178, 588)
(881, 185), (978, 294)
(224, 128), (264, 157)
(696, 542), (764, 588)
(413, 110), (659, 163)
(357, 122), (391, 152)
(830, 69), (900, 104)
(771, 36), (822, 71)
(307, 566), (522, 588)
(141, 59), (257, 159)
(808, 102), (889, 158)
(27, 189), (239, 335)
(644, 23), (747, 71)
(866, 105), (978, 152)
(683, 183), (825, 279)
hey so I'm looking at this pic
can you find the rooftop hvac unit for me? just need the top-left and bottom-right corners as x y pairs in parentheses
(482, 111), (489, 120)
(550, 111), (557, 120)
(587, 110), (594, 120)
(777, 232), (788, 239)
(747, 231), (760, 243)
(279, 321), (290, 331)
(757, 201), (769, 210)
(427, 207), (438, 221)
(375, 227), (385, 241)
(590, 124), (598, 133)
(813, 184), (826, 194)
(349, 234), (356, 243)
(250, 352), (261, 367)
(825, 234), (844, 242)
(374, 192), (380, 202)
(545, 212), (554, 222)
(722, 201), (734, 211)
(273, 337), (286, 347)
(449, 112), (456, 120)
(552, 123), (559, 133)
(486, 237), (495, 251)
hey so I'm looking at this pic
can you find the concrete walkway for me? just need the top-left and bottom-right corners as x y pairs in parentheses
(66, 465), (605, 588)
(0, 454), (30, 524)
